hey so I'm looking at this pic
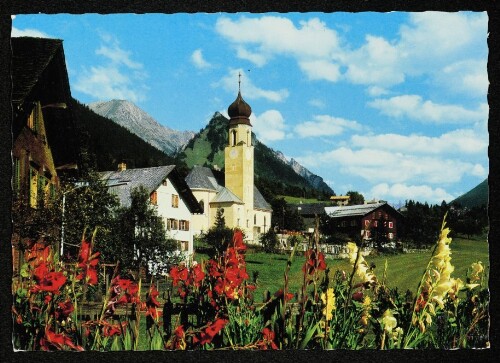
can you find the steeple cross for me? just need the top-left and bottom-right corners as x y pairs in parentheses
(238, 72), (241, 92)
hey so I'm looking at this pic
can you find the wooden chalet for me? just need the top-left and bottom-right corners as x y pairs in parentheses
(11, 37), (80, 271)
(325, 202), (404, 244)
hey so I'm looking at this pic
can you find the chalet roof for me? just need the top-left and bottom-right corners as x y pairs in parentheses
(185, 166), (272, 211)
(100, 165), (202, 213)
(325, 202), (387, 218)
(11, 37), (80, 170)
(12, 37), (69, 106)
(293, 203), (327, 216)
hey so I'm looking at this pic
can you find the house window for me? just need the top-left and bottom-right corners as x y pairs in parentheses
(171, 194), (179, 208)
(150, 191), (158, 205)
(179, 241), (189, 252)
(29, 166), (38, 208)
(167, 218), (179, 230)
(388, 232), (394, 239)
(378, 211), (382, 218)
(364, 220), (370, 227)
(350, 220), (356, 227)
(179, 220), (190, 231)
(388, 221), (394, 229)
(373, 220), (378, 227)
(162, 179), (168, 186)
(341, 221), (347, 227)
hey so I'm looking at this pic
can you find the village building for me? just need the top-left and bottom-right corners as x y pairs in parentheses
(185, 88), (272, 242)
(100, 164), (202, 255)
(11, 37), (80, 272)
(330, 195), (350, 206)
(324, 202), (404, 243)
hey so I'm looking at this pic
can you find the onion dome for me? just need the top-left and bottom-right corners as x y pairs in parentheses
(228, 91), (252, 126)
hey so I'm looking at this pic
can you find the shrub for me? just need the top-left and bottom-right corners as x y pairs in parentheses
(260, 229), (279, 253)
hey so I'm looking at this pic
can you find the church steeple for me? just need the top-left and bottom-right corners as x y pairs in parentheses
(224, 77), (254, 240)
(228, 73), (252, 126)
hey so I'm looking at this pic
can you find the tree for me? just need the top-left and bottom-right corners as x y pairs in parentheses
(202, 208), (234, 256)
(59, 172), (119, 261)
(346, 190), (364, 205)
(260, 228), (279, 253)
(108, 186), (176, 276)
(270, 198), (305, 232)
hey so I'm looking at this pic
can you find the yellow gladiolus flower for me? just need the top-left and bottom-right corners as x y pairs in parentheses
(321, 288), (336, 321)
(382, 309), (397, 333)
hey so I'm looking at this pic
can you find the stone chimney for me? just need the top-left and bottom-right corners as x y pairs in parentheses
(118, 162), (127, 171)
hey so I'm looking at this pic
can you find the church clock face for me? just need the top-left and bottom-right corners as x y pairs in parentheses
(229, 149), (238, 159)
(245, 149), (252, 160)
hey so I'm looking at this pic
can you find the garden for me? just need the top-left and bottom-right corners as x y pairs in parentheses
(12, 216), (489, 351)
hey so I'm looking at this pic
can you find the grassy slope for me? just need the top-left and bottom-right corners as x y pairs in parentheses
(452, 178), (488, 208)
(282, 196), (327, 204)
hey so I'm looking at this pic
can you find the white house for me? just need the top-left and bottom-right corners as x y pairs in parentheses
(100, 164), (202, 256)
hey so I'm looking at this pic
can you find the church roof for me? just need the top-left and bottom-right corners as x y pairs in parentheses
(185, 165), (219, 191)
(228, 91), (252, 126)
(254, 186), (272, 211)
(210, 187), (244, 204)
(100, 165), (202, 213)
(185, 166), (272, 211)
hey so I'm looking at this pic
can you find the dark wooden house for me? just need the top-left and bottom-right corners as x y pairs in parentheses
(11, 37), (80, 270)
(324, 202), (404, 244)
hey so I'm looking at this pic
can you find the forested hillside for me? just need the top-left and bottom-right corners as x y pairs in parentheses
(71, 99), (184, 172)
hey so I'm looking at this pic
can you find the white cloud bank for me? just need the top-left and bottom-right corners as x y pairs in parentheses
(250, 110), (287, 143)
(191, 49), (212, 69)
(294, 115), (362, 138)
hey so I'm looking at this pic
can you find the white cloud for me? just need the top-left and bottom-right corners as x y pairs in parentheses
(369, 183), (455, 203)
(250, 110), (287, 143)
(367, 86), (390, 97)
(216, 16), (340, 60)
(215, 68), (289, 102)
(191, 49), (211, 69)
(344, 35), (403, 87)
(236, 46), (267, 67)
(350, 129), (488, 155)
(11, 27), (50, 38)
(368, 95), (488, 124)
(95, 43), (143, 70)
(74, 34), (148, 103)
(295, 147), (486, 185)
(437, 60), (489, 97)
(294, 115), (362, 138)
(299, 60), (341, 82)
(308, 99), (325, 108)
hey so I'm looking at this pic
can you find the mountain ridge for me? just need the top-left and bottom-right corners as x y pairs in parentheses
(88, 100), (195, 155)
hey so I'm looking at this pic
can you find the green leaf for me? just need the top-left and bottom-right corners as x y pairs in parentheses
(299, 321), (319, 349)
(20, 264), (30, 278)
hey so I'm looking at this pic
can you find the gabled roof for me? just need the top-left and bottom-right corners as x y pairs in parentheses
(100, 166), (202, 213)
(254, 186), (272, 211)
(185, 165), (219, 191)
(293, 203), (327, 216)
(185, 165), (272, 211)
(325, 202), (395, 218)
(12, 37), (80, 169)
(210, 187), (244, 204)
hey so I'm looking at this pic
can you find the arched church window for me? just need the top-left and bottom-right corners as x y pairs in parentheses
(199, 199), (205, 214)
(231, 130), (237, 146)
(247, 131), (251, 146)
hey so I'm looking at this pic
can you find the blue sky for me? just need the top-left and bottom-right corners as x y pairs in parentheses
(12, 12), (488, 205)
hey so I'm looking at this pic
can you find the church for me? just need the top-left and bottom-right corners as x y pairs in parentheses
(185, 87), (273, 243)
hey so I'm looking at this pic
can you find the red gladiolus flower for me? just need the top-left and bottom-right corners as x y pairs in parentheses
(258, 327), (278, 350)
(232, 230), (246, 252)
(76, 239), (100, 286)
(40, 328), (84, 351)
(274, 288), (294, 302)
(197, 318), (228, 345)
(302, 249), (327, 275)
(31, 271), (67, 294)
(170, 266), (189, 286)
(146, 284), (162, 320)
(352, 291), (364, 302)
(55, 299), (74, 321)
(191, 264), (205, 287)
